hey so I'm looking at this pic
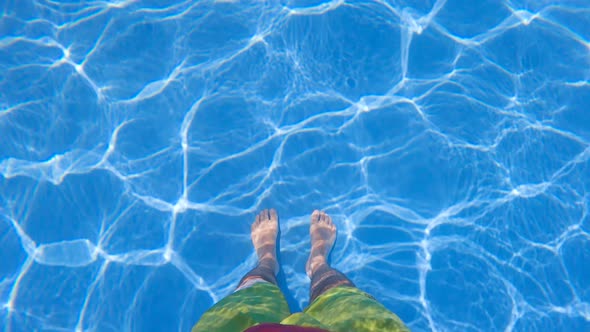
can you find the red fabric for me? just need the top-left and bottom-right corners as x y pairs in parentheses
(244, 323), (331, 332)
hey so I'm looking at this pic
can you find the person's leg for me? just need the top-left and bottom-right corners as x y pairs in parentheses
(305, 210), (354, 303)
(192, 209), (290, 332)
(236, 208), (281, 289)
(297, 210), (409, 332)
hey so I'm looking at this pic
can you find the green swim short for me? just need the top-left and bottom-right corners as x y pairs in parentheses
(192, 282), (409, 332)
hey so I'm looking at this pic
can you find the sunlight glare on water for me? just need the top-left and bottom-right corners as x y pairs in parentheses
(1, 1), (589, 331)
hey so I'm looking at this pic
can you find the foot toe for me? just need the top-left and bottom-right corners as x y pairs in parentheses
(311, 210), (321, 223)
(270, 208), (278, 221)
(315, 210), (331, 225)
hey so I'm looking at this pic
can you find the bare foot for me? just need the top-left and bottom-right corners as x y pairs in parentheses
(251, 209), (279, 273)
(306, 210), (337, 277)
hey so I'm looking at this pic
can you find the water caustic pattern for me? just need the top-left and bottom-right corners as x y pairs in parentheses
(0, 0), (589, 331)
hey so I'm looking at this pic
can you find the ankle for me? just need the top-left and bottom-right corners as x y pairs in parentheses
(258, 251), (276, 261)
(259, 257), (279, 274)
(306, 256), (327, 277)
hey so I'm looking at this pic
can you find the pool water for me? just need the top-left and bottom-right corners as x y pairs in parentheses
(1, 1), (589, 331)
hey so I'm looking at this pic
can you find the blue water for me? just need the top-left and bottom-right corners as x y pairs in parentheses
(1, 1), (589, 331)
